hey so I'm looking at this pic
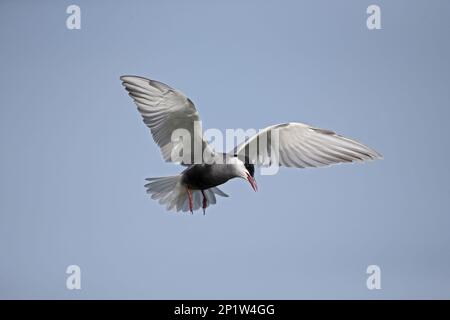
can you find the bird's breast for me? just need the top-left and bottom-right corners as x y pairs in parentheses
(181, 164), (237, 190)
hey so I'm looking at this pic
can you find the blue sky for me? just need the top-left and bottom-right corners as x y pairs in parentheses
(1, 0), (449, 299)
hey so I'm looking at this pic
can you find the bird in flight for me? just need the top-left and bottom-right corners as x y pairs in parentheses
(120, 75), (382, 214)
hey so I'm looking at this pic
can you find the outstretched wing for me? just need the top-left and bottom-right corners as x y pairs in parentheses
(234, 122), (382, 168)
(120, 75), (213, 164)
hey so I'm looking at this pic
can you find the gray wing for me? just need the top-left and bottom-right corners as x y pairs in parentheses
(121, 75), (213, 165)
(234, 122), (382, 168)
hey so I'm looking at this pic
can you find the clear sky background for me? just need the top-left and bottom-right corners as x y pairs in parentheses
(1, 0), (449, 299)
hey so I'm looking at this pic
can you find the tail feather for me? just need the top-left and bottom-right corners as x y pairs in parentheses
(205, 190), (216, 205)
(210, 187), (229, 197)
(144, 176), (228, 213)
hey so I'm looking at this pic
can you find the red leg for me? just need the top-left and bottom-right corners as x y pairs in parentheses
(187, 188), (193, 214)
(201, 190), (207, 215)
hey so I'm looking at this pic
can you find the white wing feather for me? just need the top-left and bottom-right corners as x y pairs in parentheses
(234, 122), (382, 168)
(121, 75), (213, 164)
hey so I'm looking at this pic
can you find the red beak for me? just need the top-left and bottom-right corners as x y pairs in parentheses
(246, 173), (258, 192)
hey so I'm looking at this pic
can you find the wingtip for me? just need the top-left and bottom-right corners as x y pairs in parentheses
(120, 75), (135, 84)
(119, 75), (133, 82)
(362, 151), (383, 162)
(370, 149), (383, 160)
(120, 75), (151, 82)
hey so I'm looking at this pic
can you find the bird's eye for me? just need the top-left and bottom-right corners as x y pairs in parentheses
(233, 154), (238, 157)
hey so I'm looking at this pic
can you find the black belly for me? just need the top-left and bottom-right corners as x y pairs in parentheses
(181, 164), (232, 190)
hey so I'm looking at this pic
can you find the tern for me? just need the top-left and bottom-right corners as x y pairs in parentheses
(120, 75), (382, 214)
